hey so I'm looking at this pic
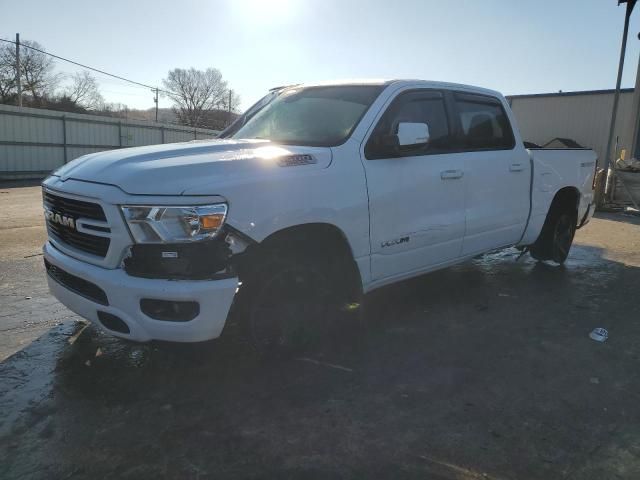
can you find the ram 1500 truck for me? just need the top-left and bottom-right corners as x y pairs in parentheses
(42, 80), (596, 350)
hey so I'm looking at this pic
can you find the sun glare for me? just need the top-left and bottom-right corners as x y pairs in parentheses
(254, 145), (291, 161)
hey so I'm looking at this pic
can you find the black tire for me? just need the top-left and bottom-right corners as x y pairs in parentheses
(234, 250), (341, 354)
(529, 208), (577, 264)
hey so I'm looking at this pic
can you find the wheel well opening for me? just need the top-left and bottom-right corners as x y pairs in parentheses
(550, 187), (580, 216)
(236, 223), (363, 301)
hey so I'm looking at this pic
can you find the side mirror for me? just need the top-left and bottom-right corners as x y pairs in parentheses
(397, 122), (430, 147)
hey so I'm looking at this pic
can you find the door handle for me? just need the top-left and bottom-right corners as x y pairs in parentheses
(440, 169), (464, 180)
(510, 163), (525, 172)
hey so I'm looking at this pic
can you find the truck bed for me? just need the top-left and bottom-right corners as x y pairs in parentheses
(518, 148), (597, 245)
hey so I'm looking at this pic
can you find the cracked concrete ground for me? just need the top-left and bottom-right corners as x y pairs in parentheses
(1, 182), (640, 479)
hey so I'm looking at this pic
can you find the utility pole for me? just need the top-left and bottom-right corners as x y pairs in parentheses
(629, 44), (640, 160)
(15, 33), (22, 107)
(153, 87), (159, 122)
(228, 89), (232, 126)
(604, 1), (636, 173)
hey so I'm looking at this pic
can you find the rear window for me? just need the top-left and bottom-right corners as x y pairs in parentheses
(454, 93), (515, 150)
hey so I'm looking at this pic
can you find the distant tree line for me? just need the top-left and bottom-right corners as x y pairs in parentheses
(0, 38), (240, 130)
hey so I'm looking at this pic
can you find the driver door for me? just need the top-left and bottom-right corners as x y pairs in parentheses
(361, 89), (466, 281)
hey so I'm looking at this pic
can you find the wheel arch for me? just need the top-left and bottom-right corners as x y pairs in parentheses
(528, 185), (581, 262)
(549, 186), (581, 217)
(235, 222), (364, 300)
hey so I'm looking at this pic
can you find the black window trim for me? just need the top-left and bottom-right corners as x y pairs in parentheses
(449, 90), (516, 152)
(364, 88), (455, 160)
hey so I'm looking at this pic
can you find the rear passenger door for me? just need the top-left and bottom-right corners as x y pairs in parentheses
(362, 89), (466, 281)
(452, 92), (530, 255)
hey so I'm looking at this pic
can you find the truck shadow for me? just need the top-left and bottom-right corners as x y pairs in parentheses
(3, 241), (640, 479)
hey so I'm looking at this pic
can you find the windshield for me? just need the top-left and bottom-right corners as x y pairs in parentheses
(218, 88), (284, 138)
(231, 85), (383, 147)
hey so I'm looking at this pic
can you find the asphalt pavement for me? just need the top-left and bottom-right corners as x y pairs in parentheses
(1, 182), (640, 479)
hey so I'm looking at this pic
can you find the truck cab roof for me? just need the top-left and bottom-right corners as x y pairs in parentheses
(284, 79), (504, 99)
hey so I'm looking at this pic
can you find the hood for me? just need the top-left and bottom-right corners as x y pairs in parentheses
(53, 139), (332, 195)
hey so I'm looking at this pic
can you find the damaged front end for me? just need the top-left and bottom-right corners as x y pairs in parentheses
(123, 226), (254, 281)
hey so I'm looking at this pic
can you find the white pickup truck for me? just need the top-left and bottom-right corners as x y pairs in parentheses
(42, 80), (597, 350)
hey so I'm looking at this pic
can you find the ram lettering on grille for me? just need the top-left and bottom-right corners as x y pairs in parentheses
(44, 209), (76, 229)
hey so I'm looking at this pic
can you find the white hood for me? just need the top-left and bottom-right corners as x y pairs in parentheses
(52, 139), (332, 195)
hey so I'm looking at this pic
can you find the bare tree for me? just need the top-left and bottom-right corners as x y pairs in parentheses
(0, 39), (60, 104)
(0, 45), (16, 103)
(66, 71), (104, 110)
(162, 67), (230, 127)
(20, 41), (59, 101)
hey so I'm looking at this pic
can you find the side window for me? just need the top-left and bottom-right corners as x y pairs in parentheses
(454, 93), (515, 150)
(365, 91), (452, 159)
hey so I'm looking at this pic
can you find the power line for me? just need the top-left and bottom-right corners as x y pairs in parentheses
(0, 37), (174, 96)
(2, 35), (236, 125)
(101, 89), (158, 97)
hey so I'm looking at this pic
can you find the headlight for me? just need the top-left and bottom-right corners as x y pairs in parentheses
(121, 204), (227, 243)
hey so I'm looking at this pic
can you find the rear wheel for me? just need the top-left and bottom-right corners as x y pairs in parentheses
(530, 209), (577, 264)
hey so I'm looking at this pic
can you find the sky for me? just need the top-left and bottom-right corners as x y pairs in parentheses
(3, 0), (640, 112)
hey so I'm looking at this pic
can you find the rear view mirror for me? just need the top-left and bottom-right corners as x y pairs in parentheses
(397, 122), (430, 147)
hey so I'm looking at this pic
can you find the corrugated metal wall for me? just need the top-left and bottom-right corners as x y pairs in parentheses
(508, 90), (635, 163)
(0, 104), (220, 180)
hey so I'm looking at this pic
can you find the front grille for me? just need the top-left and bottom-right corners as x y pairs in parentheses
(43, 190), (111, 257)
(45, 259), (109, 305)
(43, 191), (106, 220)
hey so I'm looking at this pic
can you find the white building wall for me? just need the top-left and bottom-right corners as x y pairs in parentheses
(508, 89), (635, 164)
